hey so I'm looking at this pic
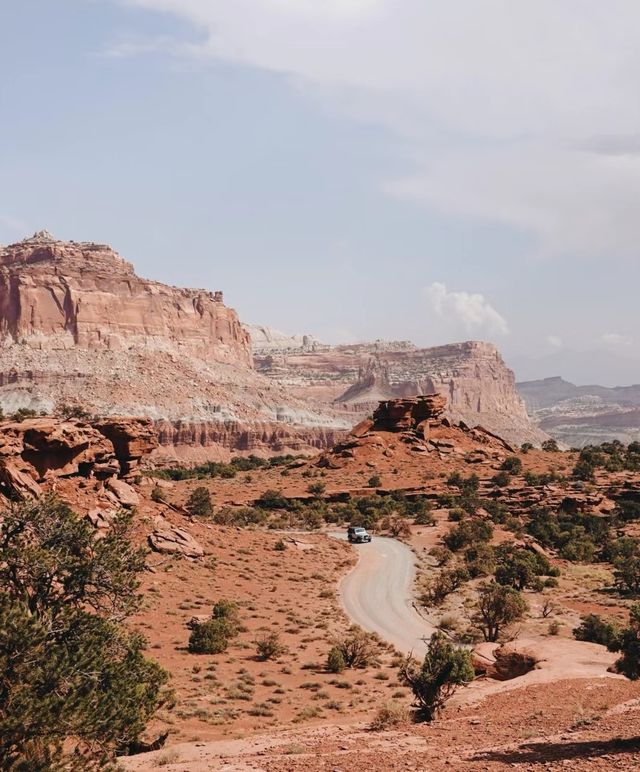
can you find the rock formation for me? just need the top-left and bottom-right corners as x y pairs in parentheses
(0, 233), (348, 457)
(0, 231), (250, 366)
(256, 340), (546, 447)
(0, 415), (156, 500)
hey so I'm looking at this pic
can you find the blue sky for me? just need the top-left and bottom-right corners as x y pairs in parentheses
(1, 1), (639, 384)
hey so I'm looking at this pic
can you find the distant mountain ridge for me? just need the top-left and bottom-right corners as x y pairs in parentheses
(517, 376), (640, 447)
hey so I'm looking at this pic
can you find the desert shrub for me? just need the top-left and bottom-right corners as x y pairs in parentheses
(333, 627), (380, 669)
(472, 582), (528, 642)
(414, 504), (436, 526)
(326, 646), (347, 673)
(421, 566), (470, 606)
(609, 604), (640, 679)
(214, 506), (267, 527)
(11, 407), (38, 423)
(188, 618), (233, 654)
(399, 632), (474, 721)
(58, 403), (92, 420)
(521, 442), (534, 453)
(494, 546), (555, 591)
(0, 497), (168, 768)
(388, 517), (412, 538)
(613, 556), (640, 596)
(186, 486), (213, 517)
(492, 471), (511, 488)
(542, 439), (560, 452)
(369, 702), (410, 730)
(256, 489), (290, 510)
(151, 485), (166, 503)
(448, 507), (467, 521)
(367, 475), (382, 488)
(573, 457), (596, 482)
(483, 500), (509, 524)
(573, 614), (620, 647)
(548, 620), (560, 635)
(526, 508), (608, 563)
(464, 543), (496, 578)
(501, 456), (523, 475)
(255, 632), (288, 660)
(429, 545), (453, 567)
(274, 539), (287, 551)
(307, 482), (326, 496)
(443, 518), (493, 552)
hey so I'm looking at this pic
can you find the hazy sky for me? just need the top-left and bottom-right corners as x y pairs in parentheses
(1, 1), (639, 384)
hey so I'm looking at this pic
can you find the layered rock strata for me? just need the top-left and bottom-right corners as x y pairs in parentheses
(0, 233), (348, 457)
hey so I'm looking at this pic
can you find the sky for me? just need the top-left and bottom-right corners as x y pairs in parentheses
(1, 0), (639, 385)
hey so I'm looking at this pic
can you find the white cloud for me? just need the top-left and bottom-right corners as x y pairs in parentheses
(117, 0), (640, 258)
(424, 282), (508, 336)
(599, 333), (633, 348)
(547, 335), (563, 349)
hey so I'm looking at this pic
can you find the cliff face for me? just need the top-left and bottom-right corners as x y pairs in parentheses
(254, 340), (547, 447)
(0, 233), (348, 457)
(0, 231), (251, 367)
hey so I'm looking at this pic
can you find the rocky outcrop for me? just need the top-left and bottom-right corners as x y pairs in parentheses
(256, 340), (547, 447)
(317, 395), (512, 472)
(148, 522), (204, 558)
(94, 417), (158, 476)
(0, 416), (156, 500)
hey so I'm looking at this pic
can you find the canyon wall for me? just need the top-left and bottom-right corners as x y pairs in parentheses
(0, 233), (348, 457)
(254, 340), (547, 447)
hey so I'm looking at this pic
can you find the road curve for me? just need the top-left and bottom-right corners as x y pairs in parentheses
(336, 535), (436, 657)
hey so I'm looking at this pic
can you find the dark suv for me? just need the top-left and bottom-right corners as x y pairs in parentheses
(347, 526), (372, 543)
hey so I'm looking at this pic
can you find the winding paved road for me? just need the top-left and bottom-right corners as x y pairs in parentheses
(336, 535), (436, 657)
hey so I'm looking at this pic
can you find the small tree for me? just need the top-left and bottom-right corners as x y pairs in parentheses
(473, 582), (528, 642)
(186, 486), (213, 517)
(0, 496), (168, 768)
(188, 618), (232, 654)
(608, 604), (640, 679)
(400, 632), (474, 721)
(542, 439), (560, 452)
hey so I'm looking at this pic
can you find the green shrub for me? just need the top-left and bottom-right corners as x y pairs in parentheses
(609, 604), (640, 679)
(400, 632), (474, 721)
(501, 456), (523, 475)
(367, 475), (382, 488)
(255, 632), (288, 660)
(186, 486), (213, 517)
(333, 627), (379, 669)
(443, 518), (493, 552)
(188, 618), (233, 654)
(573, 614), (620, 647)
(326, 646), (347, 673)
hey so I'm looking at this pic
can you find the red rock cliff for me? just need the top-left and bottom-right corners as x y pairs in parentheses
(0, 231), (251, 367)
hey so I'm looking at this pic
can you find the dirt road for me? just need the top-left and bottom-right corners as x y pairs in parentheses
(337, 535), (435, 657)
